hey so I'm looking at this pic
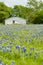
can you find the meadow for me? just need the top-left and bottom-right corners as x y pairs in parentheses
(0, 24), (43, 65)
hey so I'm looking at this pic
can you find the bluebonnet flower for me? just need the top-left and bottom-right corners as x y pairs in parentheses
(27, 40), (32, 43)
(0, 60), (4, 65)
(0, 59), (2, 63)
(29, 40), (32, 43)
(35, 52), (40, 55)
(0, 34), (2, 36)
(0, 47), (2, 51)
(30, 47), (34, 50)
(16, 45), (21, 52)
(16, 45), (20, 49)
(11, 61), (15, 65)
(29, 52), (32, 56)
(7, 46), (12, 48)
(22, 47), (26, 53)
(25, 52), (28, 56)
(2, 46), (6, 52)
(9, 42), (13, 45)
(32, 34), (36, 38)
(0, 40), (2, 42)
(0, 40), (2, 44)
(34, 55), (37, 59)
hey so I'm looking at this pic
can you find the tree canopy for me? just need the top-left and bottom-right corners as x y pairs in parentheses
(0, 0), (43, 24)
(0, 2), (13, 23)
(13, 5), (30, 19)
(27, 0), (43, 11)
(27, 0), (43, 24)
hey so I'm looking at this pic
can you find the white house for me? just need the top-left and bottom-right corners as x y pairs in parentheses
(5, 17), (26, 25)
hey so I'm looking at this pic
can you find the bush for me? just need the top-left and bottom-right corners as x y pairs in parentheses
(27, 10), (43, 24)
(33, 10), (43, 24)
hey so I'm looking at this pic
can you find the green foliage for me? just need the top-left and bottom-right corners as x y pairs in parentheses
(0, 25), (43, 65)
(0, 0), (43, 24)
(33, 10), (43, 24)
(13, 0), (43, 24)
(27, 0), (43, 24)
(27, 0), (43, 11)
(13, 5), (29, 19)
(0, 2), (13, 24)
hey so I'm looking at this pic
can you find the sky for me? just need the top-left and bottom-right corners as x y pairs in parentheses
(0, 0), (27, 7)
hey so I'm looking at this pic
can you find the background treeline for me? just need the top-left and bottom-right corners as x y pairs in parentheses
(0, 0), (43, 24)
(0, 2), (13, 24)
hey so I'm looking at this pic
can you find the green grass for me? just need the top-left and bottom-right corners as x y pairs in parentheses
(0, 24), (43, 65)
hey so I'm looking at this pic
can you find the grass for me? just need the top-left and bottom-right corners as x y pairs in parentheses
(0, 24), (43, 65)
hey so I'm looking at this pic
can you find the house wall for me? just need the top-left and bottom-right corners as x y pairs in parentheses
(15, 21), (26, 24)
(5, 19), (13, 25)
(5, 17), (26, 25)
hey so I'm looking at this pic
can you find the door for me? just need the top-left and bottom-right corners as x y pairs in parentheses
(13, 20), (15, 24)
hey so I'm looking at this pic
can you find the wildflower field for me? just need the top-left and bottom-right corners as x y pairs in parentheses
(0, 24), (43, 65)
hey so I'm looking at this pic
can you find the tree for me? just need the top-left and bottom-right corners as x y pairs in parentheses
(27, 0), (43, 11)
(33, 10), (43, 24)
(13, 5), (30, 19)
(27, 0), (43, 24)
(0, 2), (13, 24)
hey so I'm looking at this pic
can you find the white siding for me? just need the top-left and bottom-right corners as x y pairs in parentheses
(5, 17), (26, 25)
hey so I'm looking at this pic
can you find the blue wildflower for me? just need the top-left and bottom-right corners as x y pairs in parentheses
(25, 52), (28, 56)
(22, 47), (26, 53)
(29, 52), (32, 56)
(11, 61), (15, 65)
(16, 45), (20, 49)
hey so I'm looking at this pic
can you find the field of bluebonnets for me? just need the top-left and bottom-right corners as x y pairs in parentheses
(0, 24), (43, 65)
